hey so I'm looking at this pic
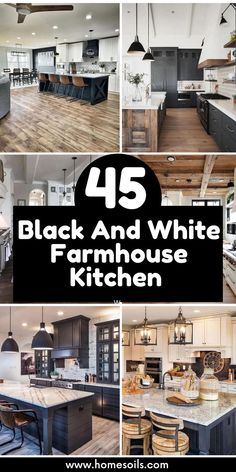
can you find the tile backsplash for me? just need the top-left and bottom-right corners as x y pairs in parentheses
(217, 65), (236, 98)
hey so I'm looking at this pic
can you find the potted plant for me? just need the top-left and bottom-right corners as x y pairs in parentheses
(50, 370), (59, 379)
(127, 73), (145, 102)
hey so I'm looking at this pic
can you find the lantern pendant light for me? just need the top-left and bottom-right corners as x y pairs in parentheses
(127, 4), (145, 55)
(143, 4), (155, 61)
(169, 307), (193, 345)
(1, 307), (19, 353)
(72, 156), (77, 192)
(31, 307), (53, 350)
(140, 307), (151, 345)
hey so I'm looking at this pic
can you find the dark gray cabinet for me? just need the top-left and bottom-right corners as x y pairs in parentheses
(178, 49), (203, 81)
(74, 384), (119, 420)
(151, 47), (178, 108)
(84, 385), (103, 416)
(96, 320), (119, 385)
(209, 104), (236, 151)
(52, 315), (90, 368)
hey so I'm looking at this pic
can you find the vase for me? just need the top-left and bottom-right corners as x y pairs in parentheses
(132, 84), (142, 102)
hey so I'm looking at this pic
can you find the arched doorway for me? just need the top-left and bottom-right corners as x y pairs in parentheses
(29, 189), (46, 206)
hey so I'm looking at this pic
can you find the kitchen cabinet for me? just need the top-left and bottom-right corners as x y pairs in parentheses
(56, 44), (68, 63)
(232, 321), (236, 364)
(84, 385), (103, 416)
(108, 74), (119, 93)
(35, 350), (53, 378)
(144, 327), (163, 355)
(52, 316), (90, 368)
(168, 344), (193, 363)
(178, 49), (203, 80)
(193, 317), (221, 346)
(130, 330), (145, 361)
(151, 47), (178, 107)
(96, 320), (119, 384)
(68, 43), (83, 62)
(209, 104), (236, 152)
(99, 37), (119, 62)
(102, 387), (119, 421)
(209, 104), (222, 149)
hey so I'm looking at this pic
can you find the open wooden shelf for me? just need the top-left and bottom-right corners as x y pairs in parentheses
(224, 39), (236, 48)
(220, 60), (236, 68)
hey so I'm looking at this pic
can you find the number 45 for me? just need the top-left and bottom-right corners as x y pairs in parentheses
(85, 167), (146, 210)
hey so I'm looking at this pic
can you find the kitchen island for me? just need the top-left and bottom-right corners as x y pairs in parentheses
(122, 93), (166, 152)
(0, 381), (94, 455)
(123, 388), (236, 455)
(40, 73), (109, 105)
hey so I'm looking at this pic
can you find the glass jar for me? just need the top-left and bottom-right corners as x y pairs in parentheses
(180, 367), (200, 399)
(200, 368), (219, 400)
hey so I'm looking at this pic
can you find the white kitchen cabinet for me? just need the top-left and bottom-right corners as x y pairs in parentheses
(99, 37), (119, 62)
(68, 43), (83, 62)
(193, 319), (205, 345)
(192, 317), (221, 346)
(108, 74), (119, 93)
(144, 327), (163, 355)
(122, 345), (131, 377)
(130, 330), (145, 361)
(168, 344), (192, 363)
(232, 321), (236, 364)
(56, 44), (68, 63)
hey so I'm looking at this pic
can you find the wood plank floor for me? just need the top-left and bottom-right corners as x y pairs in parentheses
(0, 416), (120, 456)
(159, 108), (220, 152)
(223, 276), (236, 303)
(0, 87), (119, 152)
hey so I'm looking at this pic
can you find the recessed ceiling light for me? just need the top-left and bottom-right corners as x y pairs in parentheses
(175, 179), (180, 182)
(6, 40), (9, 43)
(193, 309), (200, 313)
(17, 37), (21, 40)
(86, 13), (92, 20)
(53, 25), (58, 30)
(115, 29), (119, 32)
(57, 311), (64, 316)
(22, 322), (28, 327)
(132, 319), (137, 322)
(85, 34), (88, 38)
(32, 32), (36, 36)
(167, 156), (176, 162)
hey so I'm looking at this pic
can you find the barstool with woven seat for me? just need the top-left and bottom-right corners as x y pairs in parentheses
(38, 73), (49, 92)
(150, 412), (189, 456)
(59, 75), (72, 98)
(122, 405), (152, 455)
(0, 404), (42, 455)
(69, 76), (88, 104)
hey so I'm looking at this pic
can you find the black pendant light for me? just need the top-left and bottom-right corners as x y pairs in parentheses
(62, 168), (67, 197)
(219, 3), (236, 25)
(1, 307), (19, 353)
(127, 4), (145, 55)
(227, 180), (234, 188)
(72, 156), (77, 192)
(143, 4), (155, 61)
(168, 307), (193, 345)
(31, 307), (53, 350)
(220, 13), (228, 24)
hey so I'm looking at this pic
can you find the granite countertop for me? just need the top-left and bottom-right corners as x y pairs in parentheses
(123, 92), (166, 110)
(220, 380), (236, 384)
(208, 99), (236, 122)
(0, 381), (93, 408)
(123, 388), (236, 426)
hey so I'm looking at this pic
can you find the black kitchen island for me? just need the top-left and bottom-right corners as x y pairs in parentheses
(0, 381), (94, 455)
(40, 73), (109, 105)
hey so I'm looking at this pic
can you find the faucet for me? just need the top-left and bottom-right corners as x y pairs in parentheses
(160, 371), (173, 390)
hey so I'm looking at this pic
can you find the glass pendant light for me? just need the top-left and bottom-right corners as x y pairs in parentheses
(127, 3), (145, 55)
(140, 307), (151, 344)
(31, 307), (53, 350)
(1, 306), (19, 353)
(169, 307), (193, 345)
(143, 4), (155, 61)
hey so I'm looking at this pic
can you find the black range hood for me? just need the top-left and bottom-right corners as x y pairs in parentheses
(83, 40), (99, 59)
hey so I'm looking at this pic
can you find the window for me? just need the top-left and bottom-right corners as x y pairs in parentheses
(7, 51), (31, 71)
(96, 320), (120, 384)
(192, 199), (221, 206)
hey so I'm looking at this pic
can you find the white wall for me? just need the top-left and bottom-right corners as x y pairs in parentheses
(0, 332), (33, 383)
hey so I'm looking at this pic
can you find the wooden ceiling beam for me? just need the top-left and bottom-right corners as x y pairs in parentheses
(199, 155), (217, 198)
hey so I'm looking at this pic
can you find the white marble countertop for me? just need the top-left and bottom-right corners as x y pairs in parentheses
(0, 381), (93, 409)
(123, 92), (166, 110)
(52, 72), (108, 79)
(30, 377), (119, 389)
(123, 388), (236, 426)
(208, 99), (236, 122)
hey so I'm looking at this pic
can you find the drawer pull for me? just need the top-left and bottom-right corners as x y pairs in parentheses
(227, 125), (234, 133)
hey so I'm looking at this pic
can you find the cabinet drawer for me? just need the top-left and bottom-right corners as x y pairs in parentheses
(223, 114), (236, 144)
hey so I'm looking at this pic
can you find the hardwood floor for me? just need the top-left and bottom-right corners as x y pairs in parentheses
(159, 108), (220, 152)
(0, 416), (120, 456)
(0, 87), (119, 152)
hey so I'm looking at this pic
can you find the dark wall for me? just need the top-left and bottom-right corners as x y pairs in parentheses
(32, 46), (56, 70)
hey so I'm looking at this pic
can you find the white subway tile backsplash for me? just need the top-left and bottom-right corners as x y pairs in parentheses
(217, 65), (236, 98)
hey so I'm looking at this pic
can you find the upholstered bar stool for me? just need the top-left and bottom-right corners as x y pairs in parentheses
(59, 75), (72, 98)
(122, 405), (152, 455)
(150, 412), (189, 456)
(48, 74), (60, 95)
(38, 73), (49, 92)
(69, 76), (88, 104)
(0, 404), (42, 455)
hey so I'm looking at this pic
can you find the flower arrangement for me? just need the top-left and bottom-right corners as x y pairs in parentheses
(127, 73), (145, 85)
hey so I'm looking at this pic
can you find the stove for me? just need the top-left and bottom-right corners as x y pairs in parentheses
(52, 378), (81, 389)
(197, 93), (230, 133)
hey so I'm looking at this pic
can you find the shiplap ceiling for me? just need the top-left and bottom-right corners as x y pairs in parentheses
(0, 3), (119, 48)
(138, 155), (236, 196)
(123, 305), (236, 326)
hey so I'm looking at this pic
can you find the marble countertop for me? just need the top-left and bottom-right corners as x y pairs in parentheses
(208, 99), (236, 122)
(0, 381), (93, 409)
(123, 388), (236, 426)
(52, 72), (108, 79)
(123, 92), (166, 110)
(31, 377), (119, 389)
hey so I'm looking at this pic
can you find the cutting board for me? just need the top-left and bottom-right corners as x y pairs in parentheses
(167, 396), (201, 406)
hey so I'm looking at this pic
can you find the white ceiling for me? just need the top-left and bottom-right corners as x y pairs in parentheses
(4, 154), (100, 184)
(0, 305), (120, 336)
(123, 305), (236, 325)
(0, 3), (119, 48)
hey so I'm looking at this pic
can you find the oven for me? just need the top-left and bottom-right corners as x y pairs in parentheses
(177, 92), (192, 107)
(197, 95), (209, 132)
(144, 357), (162, 384)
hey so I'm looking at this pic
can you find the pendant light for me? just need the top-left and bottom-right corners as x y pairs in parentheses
(72, 156), (77, 192)
(1, 307), (19, 353)
(127, 4), (145, 55)
(143, 4), (154, 61)
(31, 307), (53, 350)
(219, 4), (236, 25)
(168, 307), (193, 345)
(54, 37), (59, 56)
(140, 307), (151, 345)
(61, 168), (67, 205)
(227, 180), (234, 188)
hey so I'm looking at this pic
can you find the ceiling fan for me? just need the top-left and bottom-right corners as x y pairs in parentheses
(7, 3), (74, 24)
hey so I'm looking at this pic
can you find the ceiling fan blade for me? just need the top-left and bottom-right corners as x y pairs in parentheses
(6, 3), (17, 8)
(30, 5), (73, 13)
(17, 12), (26, 23)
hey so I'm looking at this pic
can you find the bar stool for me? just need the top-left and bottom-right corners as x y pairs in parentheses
(38, 73), (49, 92)
(59, 75), (72, 99)
(122, 405), (152, 455)
(150, 412), (189, 456)
(48, 74), (60, 95)
(69, 76), (88, 104)
(0, 404), (42, 455)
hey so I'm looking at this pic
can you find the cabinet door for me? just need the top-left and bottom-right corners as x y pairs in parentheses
(131, 331), (144, 361)
(84, 385), (103, 416)
(108, 75), (116, 92)
(193, 319), (205, 345)
(57, 44), (68, 63)
(151, 48), (178, 107)
(102, 388), (120, 420)
(68, 43), (82, 62)
(168, 344), (180, 362)
(205, 317), (221, 346)
(209, 105), (222, 149)
(231, 323), (236, 364)
(58, 321), (73, 348)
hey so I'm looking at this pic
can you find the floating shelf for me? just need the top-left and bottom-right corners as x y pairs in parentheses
(223, 79), (236, 84)
(220, 60), (236, 68)
(224, 39), (236, 48)
(205, 79), (217, 82)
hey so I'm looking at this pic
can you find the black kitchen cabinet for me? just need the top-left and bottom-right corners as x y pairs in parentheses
(52, 315), (90, 368)
(151, 47), (178, 108)
(96, 320), (119, 385)
(84, 385), (103, 416)
(102, 387), (120, 421)
(209, 104), (236, 151)
(73, 384), (85, 391)
(34, 350), (53, 378)
(209, 104), (222, 149)
(178, 49), (203, 81)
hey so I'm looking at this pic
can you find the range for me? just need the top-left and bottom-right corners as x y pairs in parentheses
(197, 93), (230, 133)
(52, 378), (82, 389)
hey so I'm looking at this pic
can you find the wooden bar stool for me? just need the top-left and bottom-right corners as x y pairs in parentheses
(48, 74), (60, 95)
(38, 73), (49, 92)
(59, 75), (72, 99)
(69, 76), (88, 104)
(150, 412), (189, 456)
(122, 405), (152, 455)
